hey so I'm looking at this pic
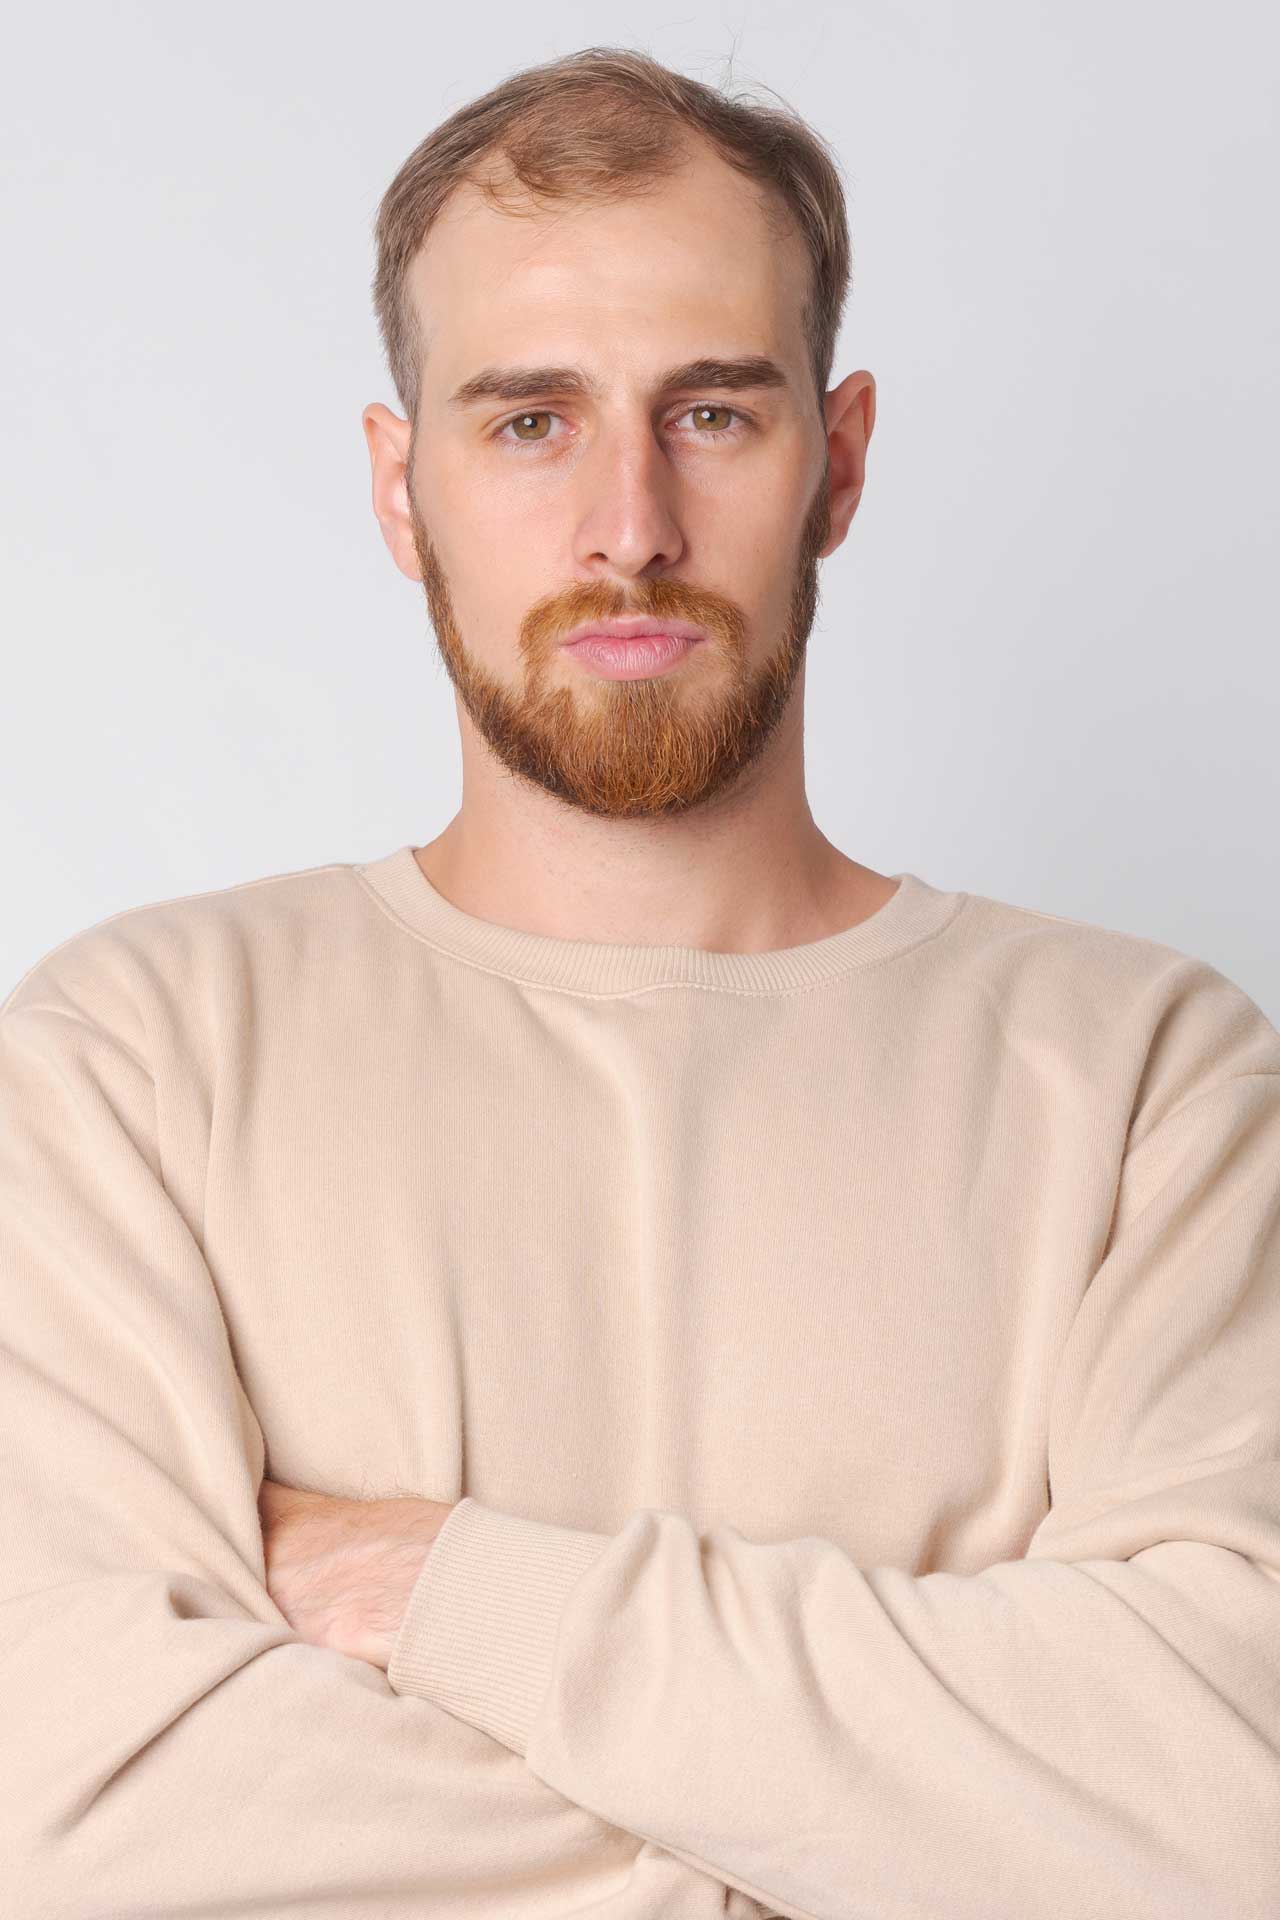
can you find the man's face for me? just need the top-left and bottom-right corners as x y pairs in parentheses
(398, 138), (846, 820)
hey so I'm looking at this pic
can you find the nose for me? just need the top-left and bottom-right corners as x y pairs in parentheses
(571, 419), (686, 580)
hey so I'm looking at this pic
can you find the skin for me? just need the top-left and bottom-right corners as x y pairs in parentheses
(261, 132), (891, 1664)
(257, 1478), (453, 1671)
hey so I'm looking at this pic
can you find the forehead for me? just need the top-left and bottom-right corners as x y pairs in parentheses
(409, 140), (810, 392)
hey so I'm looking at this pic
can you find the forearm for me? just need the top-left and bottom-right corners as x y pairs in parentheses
(0, 987), (737, 1919)
(0, 1566), (732, 1917)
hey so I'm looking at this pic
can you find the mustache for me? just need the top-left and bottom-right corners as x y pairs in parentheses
(522, 577), (747, 655)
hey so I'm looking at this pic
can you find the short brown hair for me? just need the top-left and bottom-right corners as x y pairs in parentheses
(371, 45), (852, 428)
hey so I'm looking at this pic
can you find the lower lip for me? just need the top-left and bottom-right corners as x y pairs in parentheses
(562, 632), (702, 679)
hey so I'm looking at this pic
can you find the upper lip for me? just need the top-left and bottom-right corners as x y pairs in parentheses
(559, 614), (707, 647)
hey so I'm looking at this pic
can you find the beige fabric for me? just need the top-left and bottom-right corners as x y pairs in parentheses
(2, 842), (1277, 1918)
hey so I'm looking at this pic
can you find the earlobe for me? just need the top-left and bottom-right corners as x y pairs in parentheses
(818, 492), (859, 559)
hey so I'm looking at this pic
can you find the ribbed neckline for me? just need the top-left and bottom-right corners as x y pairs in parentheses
(352, 843), (966, 995)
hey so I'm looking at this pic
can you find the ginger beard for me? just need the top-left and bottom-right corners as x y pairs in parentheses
(406, 459), (832, 819)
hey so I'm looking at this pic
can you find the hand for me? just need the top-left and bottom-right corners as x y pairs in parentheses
(257, 1478), (455, 1671)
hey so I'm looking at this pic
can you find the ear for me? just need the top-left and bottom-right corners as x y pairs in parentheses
(818, 369), (876, 557)
(361, 402), (422, 583)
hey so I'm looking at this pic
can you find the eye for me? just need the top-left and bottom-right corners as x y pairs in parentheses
(680, 405), (745, 438)
(498, 411), (558, 444)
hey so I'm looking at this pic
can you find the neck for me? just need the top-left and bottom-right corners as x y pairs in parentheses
(415, 701), (896, 955)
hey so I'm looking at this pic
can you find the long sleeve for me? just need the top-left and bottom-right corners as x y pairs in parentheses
(0, 967), (744, 1918)
(387, 967), (1280, 1920)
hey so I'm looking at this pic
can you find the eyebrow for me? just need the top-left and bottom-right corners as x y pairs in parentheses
(445, 355), (790, 410)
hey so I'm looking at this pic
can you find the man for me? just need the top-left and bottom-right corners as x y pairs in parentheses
(2, 46), (1278, 1920)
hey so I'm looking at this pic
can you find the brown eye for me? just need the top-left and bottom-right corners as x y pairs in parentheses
(508, 412), (552, 440)
(693, 406), (735, 432)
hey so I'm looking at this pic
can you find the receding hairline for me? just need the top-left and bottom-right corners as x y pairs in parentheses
(373, 48), (853, 428)
(406, 137), (810, 358)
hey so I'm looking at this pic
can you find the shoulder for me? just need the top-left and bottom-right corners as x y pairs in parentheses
(949, 884), (1280, 1115)
(2, 853), (363, 1031)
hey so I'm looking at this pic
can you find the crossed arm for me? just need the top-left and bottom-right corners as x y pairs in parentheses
(8, 950), (1280, 1919)
(261, 1050), (1280, 1920)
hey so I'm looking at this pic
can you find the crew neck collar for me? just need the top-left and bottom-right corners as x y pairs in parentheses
(353, 843), (965, 995)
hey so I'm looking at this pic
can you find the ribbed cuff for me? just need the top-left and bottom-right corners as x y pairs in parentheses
(385, 1496), (614, 1755)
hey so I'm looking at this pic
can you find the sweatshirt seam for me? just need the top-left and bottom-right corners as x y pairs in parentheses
(348, 867), (970, 999)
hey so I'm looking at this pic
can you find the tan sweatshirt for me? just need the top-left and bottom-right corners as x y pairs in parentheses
(2, 841), (1278, 1920)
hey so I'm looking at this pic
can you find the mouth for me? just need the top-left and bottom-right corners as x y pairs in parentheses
(559, 615), (708, 649)
(560, 625), (706, 682)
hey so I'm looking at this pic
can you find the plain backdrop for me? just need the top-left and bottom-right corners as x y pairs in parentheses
(3, 1), (1277, 1017)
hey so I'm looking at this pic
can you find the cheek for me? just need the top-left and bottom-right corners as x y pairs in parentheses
(710, 454), (810, 541)
(449, 487), (575, 606)
(701, 487), (806, 593)
(439, 552), (560, 665)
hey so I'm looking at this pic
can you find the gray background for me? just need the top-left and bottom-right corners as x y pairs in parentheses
(3, 1), (1277, 1017)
